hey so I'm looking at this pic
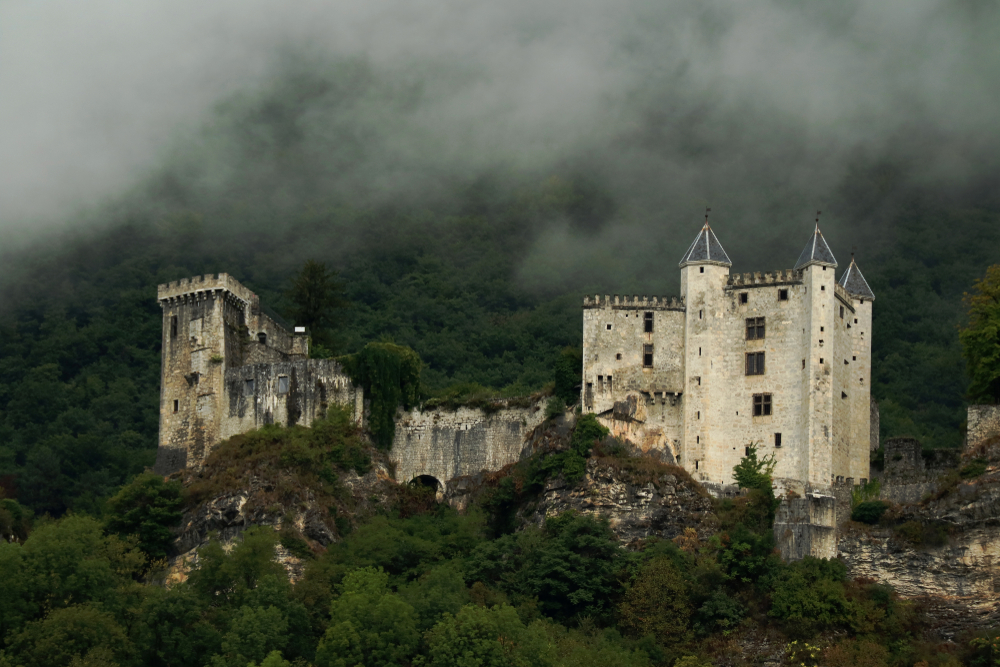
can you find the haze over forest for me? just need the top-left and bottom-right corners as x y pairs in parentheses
(2, 0), (1000, 510)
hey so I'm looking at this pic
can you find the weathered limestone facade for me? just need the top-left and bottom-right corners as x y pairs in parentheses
(968, 404), (1000, 450)
(392, 402), (549, 489)
(583, 223), (875, 498)
(154, 274), (362, 475)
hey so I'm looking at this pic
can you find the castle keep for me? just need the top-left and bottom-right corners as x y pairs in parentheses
(582, 222), (875, 495)
(154, 274), (362, 475)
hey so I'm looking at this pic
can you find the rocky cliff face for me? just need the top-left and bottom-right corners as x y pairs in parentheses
(839, 441), (1000, 639)
(527, 457), (716, 546)
(165, 465), (393, 585)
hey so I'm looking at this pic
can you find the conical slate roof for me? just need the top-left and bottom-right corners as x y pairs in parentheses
(793, 225), (838, 270)
(678, 223), (732, 267)
(838, 258), (875, 300)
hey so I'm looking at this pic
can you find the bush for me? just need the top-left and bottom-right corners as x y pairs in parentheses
(894, 521), (950, 548)
(341, 342), (421, 449)
(104, 472), (183, 562)
(618, 557), (691, 644)
(545, 396), (566, 420)
(769, 557), (850, 636)
(960, 458), (988, 479)
(852, 500), (891, 525)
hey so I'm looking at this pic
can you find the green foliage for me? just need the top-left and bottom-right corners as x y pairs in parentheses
(286, 260), (348, 351)
(249, 651), (291, 667)
(893, 520), (950, 548)
(692, 590), (744, 637)
(210, 606), (289, 667)
(851, 478), (882, 507)
(618, 557), (691, 644)
(715, 523), (777, 585)
(961, 265), (1000, 403)
(852, 500), (891, 525)
(468, 511), (624, 624)
(421, 604), (555, 667)
(769, 557), (850, 637)
(187, 527), (288, 607)
(342, 342), (422, 449)
(732, 443), (775, 491)
(961, 458), (989, 479)
(4, 604), (132, 667)
(185, 405), (370, 517)
(104, 472), (183, 562)
(314, 567), (420, 667)
(534, 413), (609, 485)
(0, 498), (32, 543)
(545, 396), (566, 420)
(553, 347), (582, 405)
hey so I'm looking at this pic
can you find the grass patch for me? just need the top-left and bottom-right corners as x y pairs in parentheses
(893, 520), (950, 548)
(960, 458), (988, 479)
(421, 382), (546, 413)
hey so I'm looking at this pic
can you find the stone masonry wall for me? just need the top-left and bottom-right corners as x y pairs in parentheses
(391, 400), (549, 487)
(968, 405), (1000, 451)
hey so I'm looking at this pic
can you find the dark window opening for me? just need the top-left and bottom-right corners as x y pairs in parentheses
(696, 436), (700, 444)
(173, 399), (178, 413)
(739, 292), (748, 304)
(802, 359), (806, 369)
(699, 267), (704, 273)
(840, 305), (844, 318)
(606, 324), (612, 331)
(643, 344), (654, 367)
(820, 357), (824, 364)
(855, 318), (858, 324)
(746, 317), (765, 340)
(775, 432), (782, 448)
(842, 391), (848, 399)
(745, 351), (765, 375)
(607, 375), (612, 388)
(820, 326), (824, 332)
(844, 359), (849, 365)
(278, 376), (289, 394)
(697, 377), (701, 386)
(699, 310), (703, 319)
(616, 353), (622, 360)
(745, 446), (751, 456)
(778, 289), (788, 301)
(597, 375), (603, 385)
(257, 332), (267, 344)
(753, 393), (772, 416)
(244, 379), (255, 396)
(821, 285), (826, 290)
(697, 411), (700, 419)
(644, 312), (653, 333)
(170, 316), (178, 338)
(853, 355), (856, 361)
(695, 460), (699, 469)
(699, 347), (702, 356)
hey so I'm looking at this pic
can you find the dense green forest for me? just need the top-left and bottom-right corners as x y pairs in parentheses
(0, 411), (986, 667)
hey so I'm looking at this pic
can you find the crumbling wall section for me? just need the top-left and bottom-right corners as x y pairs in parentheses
(773, 494), (837, 560)
(391, 400), (548, 487)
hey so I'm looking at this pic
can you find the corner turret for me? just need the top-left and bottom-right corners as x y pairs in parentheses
(678, 223), (733, 268)
(837, 257), (875, 301)
(793, 224), (838, 270)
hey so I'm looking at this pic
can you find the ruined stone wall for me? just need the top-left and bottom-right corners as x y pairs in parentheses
(875, 437), (959, 504)
(219, 359), (363, 441)
(773, 494), (837, 560)
(968, 405), (1000, 451)
(391, 400), (549, 487)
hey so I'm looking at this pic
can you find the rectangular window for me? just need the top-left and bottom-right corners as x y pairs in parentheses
(606, 375), (612, 389)
(278, 376), (289, 394)
(244, 379), (255, 396)
(840, 305), (845, 318)
(775, 432), (782, 448)
(644, 312), (653, 333)
(739, 292), (748, 304)
(643, 344), (653, 367)
(745, 317), (765, 340)
(778, 289), (788, 301)
(173, 399), (179, 413)
(745, 351), (765, 375)
(606, 324), (612, 331)
(745, 446), (751, 456)
(616, 353), (622, 360)
(170, 316), (178, 338)
(753, 393), (772, 416)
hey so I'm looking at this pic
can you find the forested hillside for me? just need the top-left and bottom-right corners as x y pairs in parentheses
(1, 58), (999, 515)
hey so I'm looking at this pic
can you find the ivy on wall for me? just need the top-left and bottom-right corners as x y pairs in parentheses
(342, 342), (422, 449)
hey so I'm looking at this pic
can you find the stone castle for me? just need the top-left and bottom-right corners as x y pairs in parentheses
(582, 222), (876, 496)
(154, 274), (362, 475)
(154, 223), (875, 516)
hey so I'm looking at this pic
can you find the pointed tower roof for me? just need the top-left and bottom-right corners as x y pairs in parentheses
(837, 257), (875, 300)
(678, 223), (732, 268)
(793, 224), (838, 270)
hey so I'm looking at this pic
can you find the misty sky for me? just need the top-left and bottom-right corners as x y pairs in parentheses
(3, 0), (998, 272)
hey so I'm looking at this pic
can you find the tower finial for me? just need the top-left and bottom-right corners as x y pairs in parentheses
(815, 210), (821, 229)
(705, 207), (711, 225)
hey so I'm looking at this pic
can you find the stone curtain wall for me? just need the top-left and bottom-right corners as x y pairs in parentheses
(968, 405), (1000, 451)
(391, 401), (548, 487)
(773, 494), (837, 560)
(875, 437), (959, 504)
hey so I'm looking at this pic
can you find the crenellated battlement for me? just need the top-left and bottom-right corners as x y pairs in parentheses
(583, 294), (685, 310)
(157, 273), (257, 307)
(725, 269), (802, 287)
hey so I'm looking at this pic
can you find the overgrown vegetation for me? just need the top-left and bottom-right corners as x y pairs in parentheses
(341, 342), (422, 449)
